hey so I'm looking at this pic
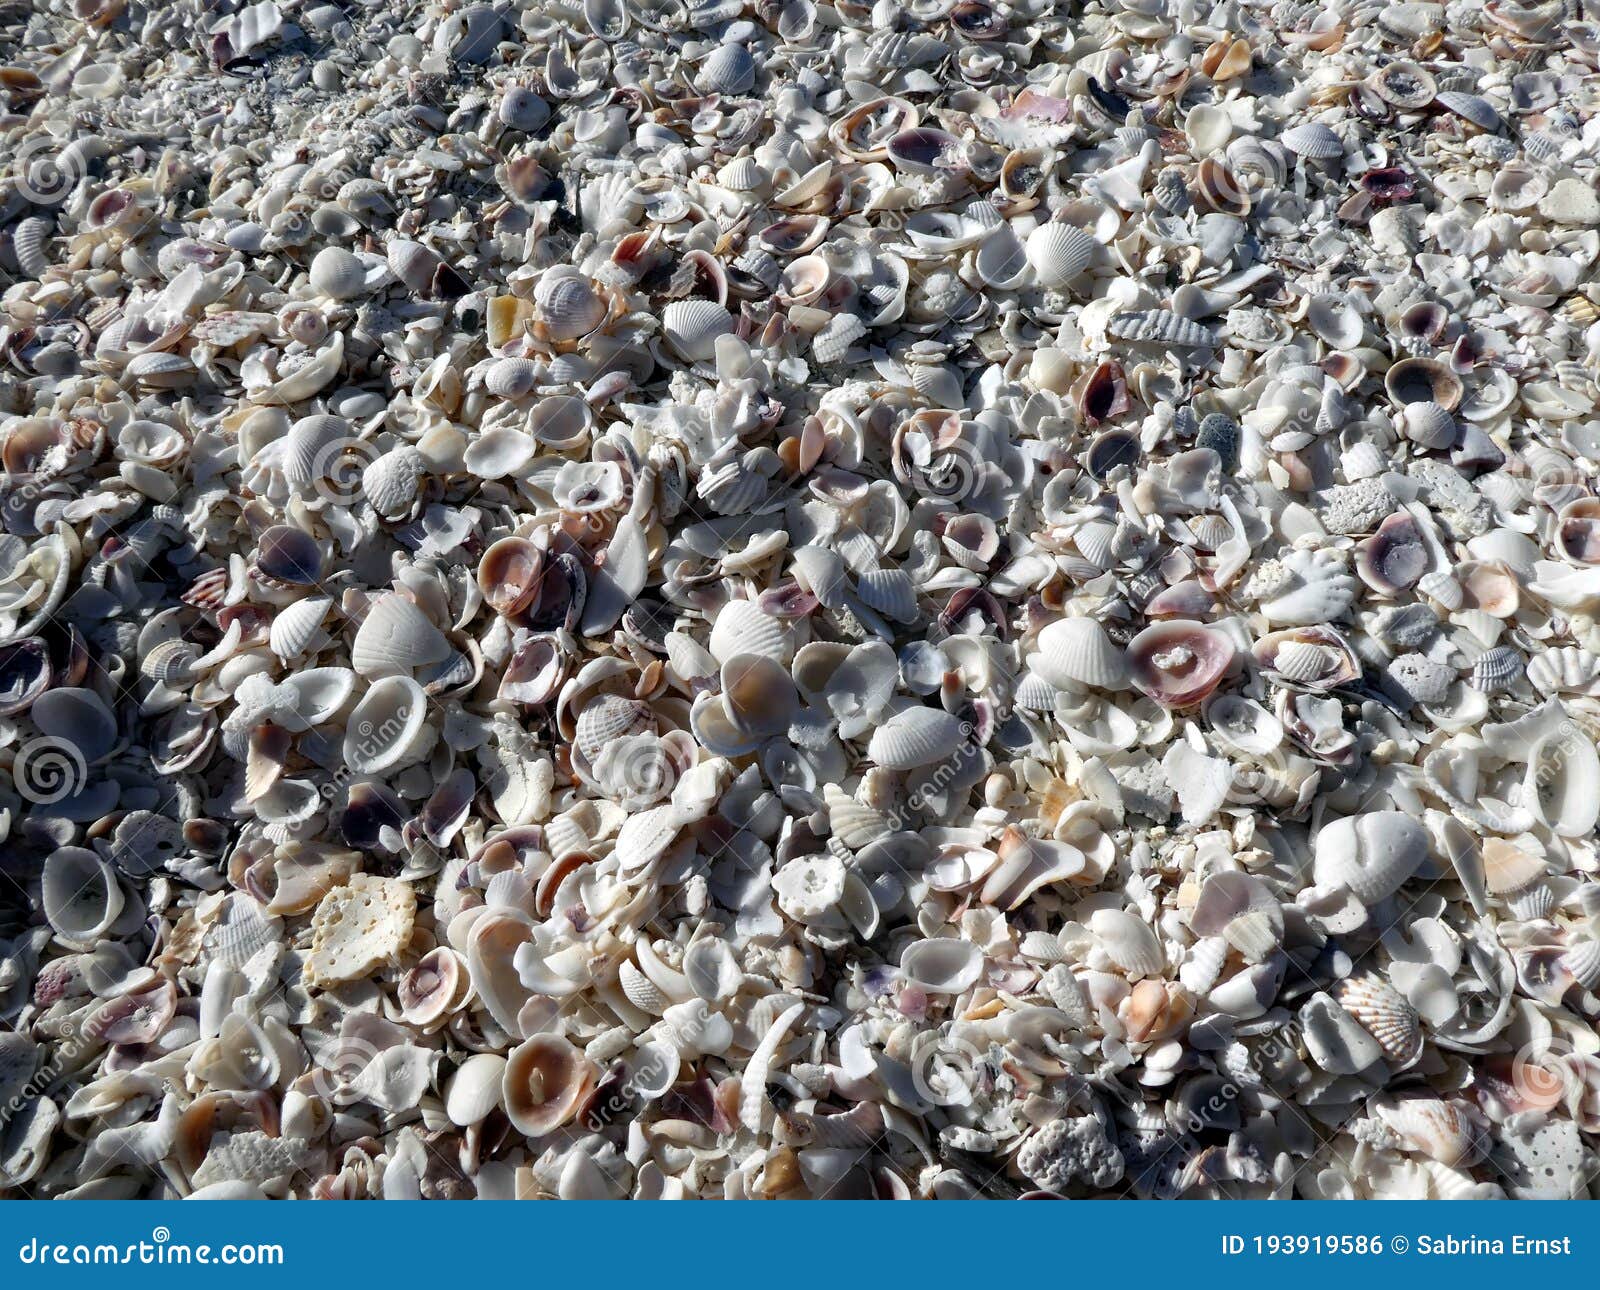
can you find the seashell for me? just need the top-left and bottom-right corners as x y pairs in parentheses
(308, 247), (373, 300)
(866, 705), (968, 769)
(41, 847), (124, 943)
(1089, 908), (1164, 979)
(1032, 617), (1131, 691)
(1313, 812), (1429, 905)
(351, 595), (451, 677)
(1106, 310), (1213, 348)
(1332, 974), (1422, 1066)
(1280, 122), (1343, 159)
(1126, 620), (1235, 708)
(708, 599), (795, 665)
(1024, 222), (1096, 288)
(1435, 91), (1499, 131)
(1523, 728), (1600, 839)
(1372, 1093), (1484, 1167)
(305, 874), (416, 986)
(661, 299), (734, 362)
(1385, 356), (1463, 411)
(269, 596), (332, 660)
(502, 1035), (596, 1137)
(343, 676), (435, 774)
(697, 42), (756, 95)
(1253, 626), (1361, 690)
(1356, 512), (1429, 595)
(1368, 61), (1437, 110)
(900, 938), (982, 993)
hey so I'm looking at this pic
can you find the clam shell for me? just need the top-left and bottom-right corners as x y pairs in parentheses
(708, 599), (795, 665)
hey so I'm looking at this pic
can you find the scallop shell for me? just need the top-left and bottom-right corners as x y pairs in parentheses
(1332, 974), (1422, 1066)
(1024, 222), (1096, 288)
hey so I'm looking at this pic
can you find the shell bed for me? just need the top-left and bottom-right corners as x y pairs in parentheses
(0, 0), (1598, 1201)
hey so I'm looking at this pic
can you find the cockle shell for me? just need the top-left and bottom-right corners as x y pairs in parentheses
(866, 705), (968, 769)
(351, 596), (451, 677)
(1024, 222), (1096, 288)
(1032, 617), (1131, 691)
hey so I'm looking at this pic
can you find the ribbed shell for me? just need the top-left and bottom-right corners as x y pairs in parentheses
(362, 447), (424, 518)
(12, 216), (49, 279)
(1333, 974), (1421, 1065)
(661, 299), (734, 362)
(269, 596), (332, 660)
(1024, 222), (1096, 287)
(855, 568), (918, 623)
(865, 705), (967, 769)
(1107, 309), (1214, 347)
(708, 599), (795, 665)
(1033, 617), (1131, 690)
(1280, 122), (1343, 158)
(351, 595), (451, 677)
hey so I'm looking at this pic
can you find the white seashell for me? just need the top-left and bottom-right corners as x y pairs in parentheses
(269, 596), (331, 660)
(661, 299), (734, 362)
(1312, 812), (1429, 905)
(865, 705), (968, 769)
(1523, 728), (1600, 838)
(708, 599), (795, 665)
(41, 847), (124, 943)
(1031, 617), (1131, 691)
(1024, 221), (1096, 288)
(445, 1053), (506, 1126)
(351, 595), (451, 677)
(900, 938), (982, 993)
(1280, 122), (1343, 158)
(304, 873), (416, 986)
(1089, 909), (1164, 979)
(854, 568), (918, 623)
(343, 676), (436, 774)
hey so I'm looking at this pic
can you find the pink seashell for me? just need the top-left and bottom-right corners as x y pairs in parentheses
(1125, 620), (1236, 707)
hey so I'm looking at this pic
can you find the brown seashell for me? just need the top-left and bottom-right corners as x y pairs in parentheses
(502, 1034), (598, 1136)
(1385, 356), (1463, 411)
